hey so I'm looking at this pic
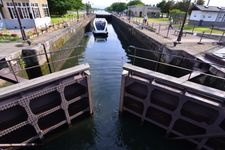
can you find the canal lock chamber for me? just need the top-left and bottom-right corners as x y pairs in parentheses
(1, 14), (225, 150)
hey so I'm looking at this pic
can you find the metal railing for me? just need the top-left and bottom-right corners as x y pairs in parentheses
(0, 45), (84, 84)
(127, 46), (225, 89)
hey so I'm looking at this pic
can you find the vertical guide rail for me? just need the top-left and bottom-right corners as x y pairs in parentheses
(155, 52), (162, 72)
(133, 47), (137, 65)
(119, 70), (128, 113)
(219, 31), (225, 44)
(42, 44), (52, 73)
(8, 60), (19, 83)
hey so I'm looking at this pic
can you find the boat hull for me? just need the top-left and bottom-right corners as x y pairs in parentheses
(93, 32), (108, 38)
(93, 18), (108, 38)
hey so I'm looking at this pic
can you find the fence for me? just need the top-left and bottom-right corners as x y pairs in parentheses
(0, 45), (84, 85)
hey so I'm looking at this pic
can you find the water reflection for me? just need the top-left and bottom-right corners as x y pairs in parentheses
(94, 37), (107, 43)
(39, 23), (192, 150)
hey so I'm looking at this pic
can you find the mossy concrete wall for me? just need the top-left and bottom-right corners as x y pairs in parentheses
(112, 15), (196, 66)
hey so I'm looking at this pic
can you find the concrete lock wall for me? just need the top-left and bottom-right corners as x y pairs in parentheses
(120, 64), (225, 150)
(0, 63), (93, 145)
(111, 16), (197, 66)
(112, 15), (162, 51)
(21, 16), (94, 74)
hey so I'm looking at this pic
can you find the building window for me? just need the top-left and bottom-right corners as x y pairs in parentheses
(17, 7), (23, 19)
(6, 2), (30, 19)
(8, 7), (17, 19)
(42, 4), (50, 17)
(31, 3), (41, 18)
(203, 15), (205, 18)
(194, 15), (196, 17)
(22, 8), (30, 18)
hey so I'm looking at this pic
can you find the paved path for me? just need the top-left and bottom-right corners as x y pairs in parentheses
(0, 15), (223, 60)
(0, 16), (88, 59)
(120, 16), (223, 56)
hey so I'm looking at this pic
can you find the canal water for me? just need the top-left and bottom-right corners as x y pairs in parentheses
(39, 23), (192, 150)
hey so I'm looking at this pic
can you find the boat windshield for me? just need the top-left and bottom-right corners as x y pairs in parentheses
(96, 21), (106, 30)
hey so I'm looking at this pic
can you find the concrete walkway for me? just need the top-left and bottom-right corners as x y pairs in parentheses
(120, 16), (223, 56)
(0, 16), (88, 59)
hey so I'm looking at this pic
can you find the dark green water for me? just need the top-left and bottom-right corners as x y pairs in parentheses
(39, 24), (192, 150)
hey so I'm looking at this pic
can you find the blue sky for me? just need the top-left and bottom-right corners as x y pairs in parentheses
(82, 0), (225, 9)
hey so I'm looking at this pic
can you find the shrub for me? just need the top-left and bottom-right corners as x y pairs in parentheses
(11, 33), (18, 37)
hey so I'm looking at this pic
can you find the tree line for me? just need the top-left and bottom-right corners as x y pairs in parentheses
(157, 0), (205, 17)
(106, 0), (144, 12)
(106, 0), (205, 15)
(48, 0), (84, 16)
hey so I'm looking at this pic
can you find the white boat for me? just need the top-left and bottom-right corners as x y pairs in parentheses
(93, 18), (108, 37)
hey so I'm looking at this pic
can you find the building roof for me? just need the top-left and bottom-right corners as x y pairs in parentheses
(193, 5), (225, 12)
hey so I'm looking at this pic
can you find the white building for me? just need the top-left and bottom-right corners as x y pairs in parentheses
(0, 0), (51, 29)
(189, 5), (225, 27)
(128, 5), (161, 18)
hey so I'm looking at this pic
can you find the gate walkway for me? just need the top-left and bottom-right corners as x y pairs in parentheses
(0, 68), (27, 83)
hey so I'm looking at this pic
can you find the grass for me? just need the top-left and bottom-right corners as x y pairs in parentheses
(174, 24), (224, 34)
(134, 17), (224, 35)
(0, 35), (20, 42)
(134, 17), (169, 23)
(51, 14), (78, 24)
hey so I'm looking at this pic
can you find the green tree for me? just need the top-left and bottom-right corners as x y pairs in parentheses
(48, 0), (83, 16)
(157, 0), (166, 13)
(69, 0), (84, 19)
(48, 0), (71, 15)
(173, 0), (190, 12)
(107, 2), (127, 12)
(170, 9), (185, 24)
(164, 0), (175, 17)
(157, 0), (175, 17)
(127, 0), (144, 6)
(196, 0), (205, 5)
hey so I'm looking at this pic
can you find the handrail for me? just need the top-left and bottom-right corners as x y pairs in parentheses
(128, 54), (225, 81)
(127, 45), (225, 69)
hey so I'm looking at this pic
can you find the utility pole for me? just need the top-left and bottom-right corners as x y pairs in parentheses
(12, 0), (27, 40)
(175, 0), (191, 44)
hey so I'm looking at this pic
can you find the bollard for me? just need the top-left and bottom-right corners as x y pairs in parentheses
(158, 24), (161, 34)
(210, 25), (214, 35)
(166, 25), (170, 37)
(192, 25), (196, 34)
(45, 24), (48, 32)
(179, 21), (182, 29)
(198, 31), (205, 44)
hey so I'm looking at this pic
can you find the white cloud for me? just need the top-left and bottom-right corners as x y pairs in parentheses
(83, 0), (225, 9)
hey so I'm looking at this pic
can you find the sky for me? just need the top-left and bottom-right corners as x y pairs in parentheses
(82, 0), (225, 9)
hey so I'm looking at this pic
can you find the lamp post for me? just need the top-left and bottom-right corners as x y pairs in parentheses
(12, 0), (27, 40)
(175, 0), (191, 44)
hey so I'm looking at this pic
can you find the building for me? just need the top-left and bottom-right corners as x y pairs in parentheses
(128, 5), (161, 18)
(189, 5), (225, 27)
(0, 0), (51, 29)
